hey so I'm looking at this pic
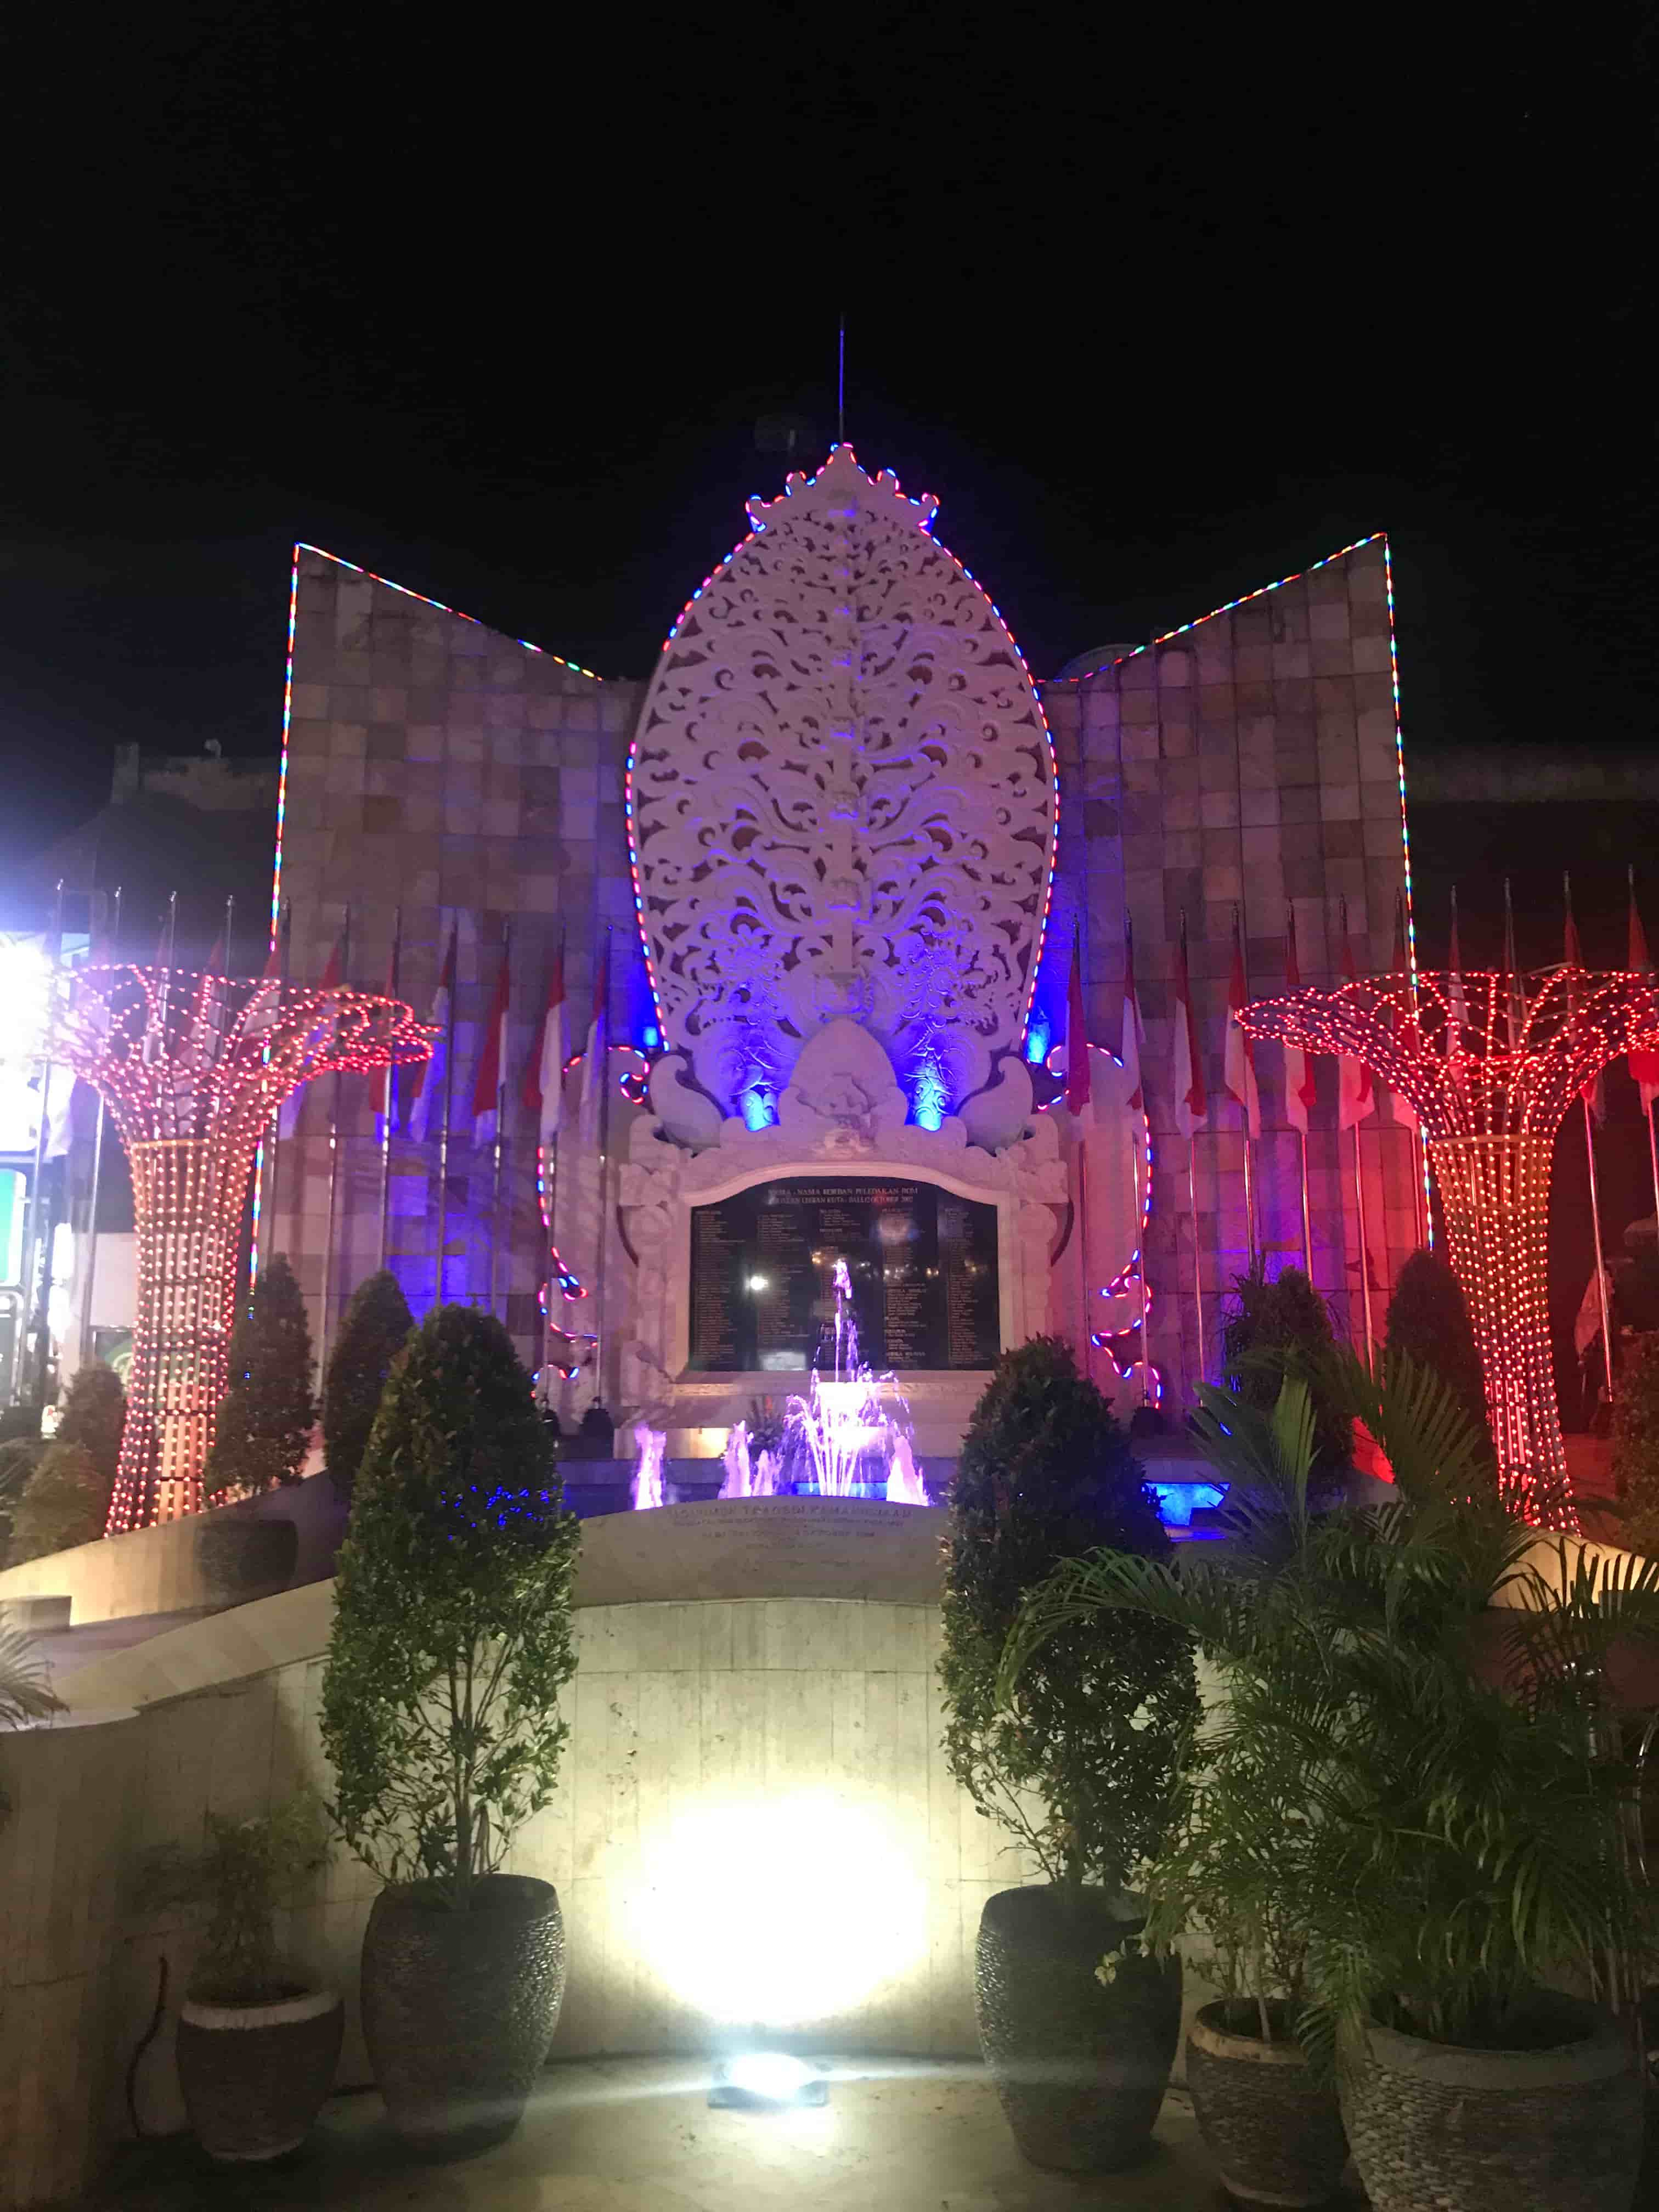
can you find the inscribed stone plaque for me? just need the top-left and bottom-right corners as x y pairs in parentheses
(687, 1177), (999, 1373)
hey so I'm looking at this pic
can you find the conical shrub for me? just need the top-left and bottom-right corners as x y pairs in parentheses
(322, 1270), (414, 1501)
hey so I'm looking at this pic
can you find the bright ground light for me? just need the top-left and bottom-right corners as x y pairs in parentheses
(636, 1792), (927, 2026)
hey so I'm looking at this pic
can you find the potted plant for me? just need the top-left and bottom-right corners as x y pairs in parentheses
(938, 1336), (1198, 2173)
(320, 1305), (580, 2152)
(154, 1791), (342, 2162)
(1110, 1384), (1351, 2207)
(1007, 1350), (1659, 2212)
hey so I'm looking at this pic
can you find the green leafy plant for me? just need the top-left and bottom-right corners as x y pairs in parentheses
(205, 1255), (317, 1502)
(6, 1441), (113, 1562)
(145, 1791), (329, 2004)
(0, 1605), (62, 1824)
(0, 1437), (44, 1565)
(1221, 1257), (1352, 1477)
(1612, 1330), (1659, 1557)
(1003, 1350), (1659, 2069)
(321, 1269), (414, 1502)
(1384, 1246), (1490, 1466)
(320, 1306), (580, 1907)
(53, 1361), (127, 1487)
(938, 1335), (1198, 1896)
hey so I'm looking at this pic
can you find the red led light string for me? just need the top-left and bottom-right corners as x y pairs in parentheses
(1238, 963), (1659, 1530)
(55, 965), (435, 1531)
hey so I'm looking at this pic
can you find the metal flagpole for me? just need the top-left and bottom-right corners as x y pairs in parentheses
(80, 885), (119, 1369)
(319, 907), (350, 1376)
(379, 907), (400, 1273)
(435, 919), (456, 1311)
(1352, 1126), (1375, 1364)
(489, 922), (510, 1322)
(1297, 1130), (1314, 1277)
(592, 927), (612, 1410)
(16, 879), (65, 1404)
(540, 926), (566, 1412)
(1187, 1137), (1205, 1385)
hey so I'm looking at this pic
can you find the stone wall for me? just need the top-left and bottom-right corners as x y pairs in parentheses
(270, 547), (644, 1372)
(1039, 537), (1418, 1398)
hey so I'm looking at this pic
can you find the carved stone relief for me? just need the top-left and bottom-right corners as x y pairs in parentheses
(628, 446), (1058, 1114)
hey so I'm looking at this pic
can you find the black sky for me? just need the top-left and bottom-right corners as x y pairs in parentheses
(2, 7), (1655, 875)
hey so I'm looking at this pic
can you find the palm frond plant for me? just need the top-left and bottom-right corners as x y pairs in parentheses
(0, 1606), (63, 1825)
(1001, 1347), (1659, 2069)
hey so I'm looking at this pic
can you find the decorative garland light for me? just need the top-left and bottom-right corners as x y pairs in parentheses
(1238, 963), (1659, 1530)
(54, 964), (433, 1531)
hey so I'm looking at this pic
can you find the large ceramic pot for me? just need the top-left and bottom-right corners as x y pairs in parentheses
(974, 1884), (1181, 2172)
(1338, 1997), (1644, 2212)
(176, 1987), (343, 2161)
(1186, 1998), (1348, 2207)
(360, 1874), (565, 2151)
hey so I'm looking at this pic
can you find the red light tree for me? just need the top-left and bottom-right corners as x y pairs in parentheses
(1237, 964), (1659, 1530)
(54, 965), (433, 1531)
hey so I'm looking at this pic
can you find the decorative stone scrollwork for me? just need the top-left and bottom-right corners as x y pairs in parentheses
(628, 446), (1058, 1114)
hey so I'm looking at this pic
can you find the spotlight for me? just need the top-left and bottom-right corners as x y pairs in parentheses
(709, 2053), (828, 2109)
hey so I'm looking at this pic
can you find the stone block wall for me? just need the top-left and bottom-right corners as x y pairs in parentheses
(269, 549), (645, 1370)
(1039, 537), (1419, 1400)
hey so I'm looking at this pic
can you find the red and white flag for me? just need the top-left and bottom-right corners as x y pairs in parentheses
(1064, 926), (1092, 1120)
(1387, 894), (1420, 1133)
(1563, 877), (1606, 1125)
(407, 923), (456, 1143)
(1172, 916), (1207, 1139)
(1283, 905), (1318, 1135)
(471, 937), (511, 1148)
(242, 938), (282, 1043)
(1119, 912), (1145, 1113)
(523, 939), (572, 1148)
(1338, 901), (1375, 1131)
(1222, 912), (1261, 1138)
(1629, 872), (1659, 1112)
(578, 938), (610, 1148)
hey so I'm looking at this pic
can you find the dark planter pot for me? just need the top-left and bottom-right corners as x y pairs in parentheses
(974, 1884), (1181, 2172)
(360, 1875), (566, 2151)
(1339, 1999), (1644, 2212)
(194, 1517), (299, 1601)
(1187, 1999), (1348, 2207)
(176, 1988), (343, 2162)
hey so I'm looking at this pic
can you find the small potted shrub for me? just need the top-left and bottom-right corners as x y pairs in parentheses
(1221, 1257), (1352, 1481)
(939, 1336), (1198, 2173)
(320, 1306), (580, 2151)
(155, 1791), (342, 2162)
(1010, 1351), (1659, 2212)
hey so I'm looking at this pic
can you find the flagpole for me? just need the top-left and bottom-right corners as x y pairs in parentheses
(592, 927), (613, 1411)
(1071, 919), (1092, 1382)
(489, 922), (510, 1322)
(1188, 1136), (1205, 1386)
(1582, 1091), (1614, 1414)
(377, 908), (399, 1273)
(1233, 906), (1259, 1262)
(319, 907), (351, 1379)
(540, 926), (566, 1412)
(435, 918), (456, 1312)
(1352, 1125), (1375, 1364)
(1297, 1128), (1313, 1277)
(80, 884), (119, 1370)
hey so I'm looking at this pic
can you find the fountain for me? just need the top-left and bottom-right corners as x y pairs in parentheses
(780, 1260), (930, 1504)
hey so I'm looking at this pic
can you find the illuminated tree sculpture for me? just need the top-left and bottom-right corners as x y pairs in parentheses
(53, 964), (433, 1531)
(1238, 964), (1659, 1530)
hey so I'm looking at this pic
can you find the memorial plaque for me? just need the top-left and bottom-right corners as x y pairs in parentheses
(687, 1176), (999, 1373)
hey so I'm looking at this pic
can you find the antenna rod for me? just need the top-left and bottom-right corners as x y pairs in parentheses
(837, 315), (845, 443)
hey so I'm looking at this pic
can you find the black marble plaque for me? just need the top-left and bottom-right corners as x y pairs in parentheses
(687, 1177), (1000, 1373)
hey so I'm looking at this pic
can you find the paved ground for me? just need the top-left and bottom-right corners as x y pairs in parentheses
(83, 2058), (1373, 2211)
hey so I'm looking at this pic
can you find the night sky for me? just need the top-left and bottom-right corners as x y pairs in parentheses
(3, 9), (1654, 886)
